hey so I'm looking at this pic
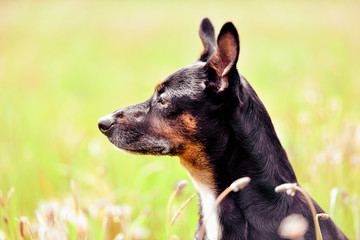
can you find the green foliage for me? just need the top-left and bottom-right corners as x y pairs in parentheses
(0, 0), (359, 239)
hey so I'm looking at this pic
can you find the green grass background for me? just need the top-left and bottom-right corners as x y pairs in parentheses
(0, 0), (359, 239)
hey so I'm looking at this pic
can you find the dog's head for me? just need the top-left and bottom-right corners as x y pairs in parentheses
(98, 18), (240, 186)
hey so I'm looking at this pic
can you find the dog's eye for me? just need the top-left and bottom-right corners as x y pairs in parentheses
(158, 97), (168, 106)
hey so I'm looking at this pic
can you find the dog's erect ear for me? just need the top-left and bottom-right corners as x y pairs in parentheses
(199, 18), (216, 62)
(208, 22), (240, 92)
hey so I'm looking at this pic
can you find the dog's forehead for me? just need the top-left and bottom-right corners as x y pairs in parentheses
(157, 61), (207, 98)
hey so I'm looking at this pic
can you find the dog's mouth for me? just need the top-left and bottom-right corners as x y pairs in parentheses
(104, 131), (172, 155)
(113, 145), (169, 155)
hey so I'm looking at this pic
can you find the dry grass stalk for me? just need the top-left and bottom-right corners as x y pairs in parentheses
(70, 180), (79, 215)
(3, 216), (12, 240)
(18, 216), (34, 240)
(166, 180), (188, 237)
(102, 205), (128, 240)
(6, 188), (15, 208)
(0, 190), (4, 208)
(350, 196), (359, 240)
(170, 192), (196, 226)
(341, 189), (349, 203)
(275, 183), (321, 240)
(199, 177), (251, 240)
(167, 180), (188, 223)
(316, 213), (330, 239)
(330, 187), (338, 217)
(102, 214), (110, 240)
(2, 188), (17, 240)
(19, 218), (24, 238)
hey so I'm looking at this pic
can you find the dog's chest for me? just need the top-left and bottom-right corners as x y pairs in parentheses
(189, 174), (222, 240)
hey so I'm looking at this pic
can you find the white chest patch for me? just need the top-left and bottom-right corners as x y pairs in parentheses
(188, 173), (222, 240)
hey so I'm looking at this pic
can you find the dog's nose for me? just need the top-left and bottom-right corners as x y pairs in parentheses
(98, 117), (114, 133)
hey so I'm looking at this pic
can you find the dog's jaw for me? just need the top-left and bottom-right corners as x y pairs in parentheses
(188, 173), (222, 240)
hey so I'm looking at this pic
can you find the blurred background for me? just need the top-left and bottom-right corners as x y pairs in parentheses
(0, 0), (359, 239)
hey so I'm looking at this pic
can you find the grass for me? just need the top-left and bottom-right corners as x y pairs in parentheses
(0, 0), (359, 239)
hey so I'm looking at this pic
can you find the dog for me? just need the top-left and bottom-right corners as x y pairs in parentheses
(98, 18), (347, 240)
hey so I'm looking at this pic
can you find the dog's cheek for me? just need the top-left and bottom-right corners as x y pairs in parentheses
(176, 113), (216, 188)
(179, 113), (197, 132)
(168, 113), (199, 149)
(149, 113), (215, 187)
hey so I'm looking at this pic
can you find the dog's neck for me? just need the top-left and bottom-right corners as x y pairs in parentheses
(194, 74), (298, 239)
(231, 74), (296, 182)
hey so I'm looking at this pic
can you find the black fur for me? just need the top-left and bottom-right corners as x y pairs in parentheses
(98, 18), (347, 240)
(199, 18), (216, 62)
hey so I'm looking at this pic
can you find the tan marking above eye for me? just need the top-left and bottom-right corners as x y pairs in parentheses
(162, 100), (169, 105)
(155, 83), (165, 92)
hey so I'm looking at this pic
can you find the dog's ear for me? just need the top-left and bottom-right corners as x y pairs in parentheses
(208, 22), (240, 92)
(199, 18), (216, 62)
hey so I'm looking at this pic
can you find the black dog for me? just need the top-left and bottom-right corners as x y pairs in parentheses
(98, 18), (347, 240)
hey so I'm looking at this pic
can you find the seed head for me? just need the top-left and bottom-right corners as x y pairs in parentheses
(317, 213), (330, 220)
(131, 226), (150, 239)
(169, 234), (180, 240)
(230, 177), (251, 192)
(351, 195), (358, 206)
(105, 205), (123, 219)
(278, 214), (308, 239)
(275, 183), (297, 196)
(176, 180), (188, 192)
(114, 233), (125, 240)
(286, 189), (296, 197)
(18, 216), (29, 238)
(341, 190), (349, 203)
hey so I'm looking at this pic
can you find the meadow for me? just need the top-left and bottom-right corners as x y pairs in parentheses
(0, 0), (359, 239)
